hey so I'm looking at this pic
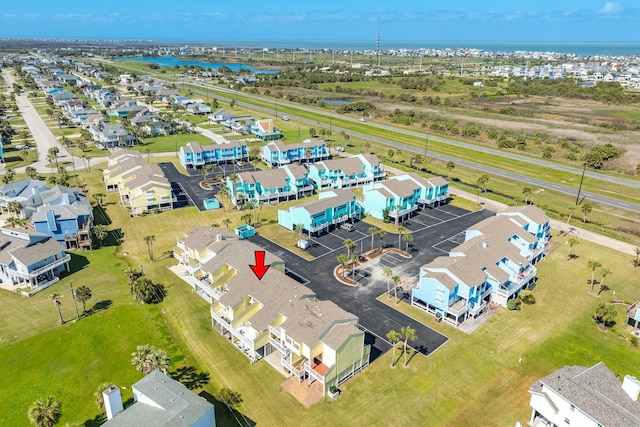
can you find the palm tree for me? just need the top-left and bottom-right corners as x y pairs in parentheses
(598, 267), (612, 295)
(394, 204), (402, 226)
(594, 302), (618, 327)
(131, 344), (170, 374)
(581, 202), (593, 223)
(446, 161), (455, 179)
(25, 166), (38, 179)
(7, 201), (23, 218)
(400, 325), (417, 367)
(392, 275), (401, 303)
(522, 187), (533, 205)
(48, 292), (64, 325)
(131, 276), (159, 304)
(344, 238), (356, 259)
(74, 285), (92, 313)
(477, 174), (489, 192)
(295, 223), (305, 239)
(386, 330), (400, 367)
(5, 216), (21, 228)
(337, 254), (349, 277)
(403, 233), (413, 253)
(567, 237), (579, 260)
(1, 169), (15, 185)
(144, 235), (156, 261)
(92, 193), (105, 207)
(377, 229), (387, 251)
(368, 227), (378, 252)
(634, 247), (640, 268)
(397, 226), (406, 249)
(48, 147), (60, 169)
(384, 268), (393, 298)
(350, 254), (359, 282)
(28, 396), (61, 427)
(222, 218), (232, 229)
(587, 260), (602, 294)
(92, 225), (107, 248)
(566, 205), (575, 224)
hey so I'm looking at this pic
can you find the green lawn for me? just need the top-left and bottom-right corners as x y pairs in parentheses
(133, 133), (213, 154)
(2, 157), (640, 426)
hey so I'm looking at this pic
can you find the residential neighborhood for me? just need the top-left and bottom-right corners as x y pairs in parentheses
(1, 34), (640, 427)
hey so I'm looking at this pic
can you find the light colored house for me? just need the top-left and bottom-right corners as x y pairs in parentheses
(174, 227), (283, 303)
(0, 179), (47, 219)
(227, 164), (313, 207)
(187, 102), (212, 115)
(308, 154), (384, 190)
(250, 118), (281, 141)
(103, 149), (174, 215)
(529, 362), (640, 427)
(389, 173), (449, 207)
(32, 185), (93, 250)
(496, 205), (551, 247)
(103, 370), (216, 426)
(173, 230), (370, 396)
(626, 302), (640, 332)
(89, 123), (134, 148)
(411, 207), (549, 327)
(0, 228), (70, 293)
(362, 172), (446, 223)
(261, 139), (329, 168)
(278, 189), (362, 235)
(179, 141), (248, 169)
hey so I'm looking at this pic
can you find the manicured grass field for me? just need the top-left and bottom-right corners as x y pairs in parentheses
(2, 160), (640, 426)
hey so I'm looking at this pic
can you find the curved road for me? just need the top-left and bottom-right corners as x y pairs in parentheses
(182, 80), (640, 214)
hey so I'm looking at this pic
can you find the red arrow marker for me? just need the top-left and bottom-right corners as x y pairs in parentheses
(249, 251), (270, 280)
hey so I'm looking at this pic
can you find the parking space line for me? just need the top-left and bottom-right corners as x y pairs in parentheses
(433, 207), (458, 217)
(308, 239), (334, 251)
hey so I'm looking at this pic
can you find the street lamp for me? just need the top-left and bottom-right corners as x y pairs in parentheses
(275, 98), (278, 120)
(70, 281), (79, 321)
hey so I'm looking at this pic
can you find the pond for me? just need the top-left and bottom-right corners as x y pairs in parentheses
(323, 99), (355, 105)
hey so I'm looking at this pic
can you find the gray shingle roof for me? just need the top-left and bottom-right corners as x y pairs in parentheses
(104, 370), (214, 427)
(532, 362), (640, 427)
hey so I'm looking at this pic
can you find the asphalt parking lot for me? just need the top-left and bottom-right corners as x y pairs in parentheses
(249, 204), (494, 360)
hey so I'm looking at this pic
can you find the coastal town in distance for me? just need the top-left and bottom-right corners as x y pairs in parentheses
(1, 2), (640, 426)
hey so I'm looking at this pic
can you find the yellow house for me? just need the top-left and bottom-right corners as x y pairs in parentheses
(173, 227), (370, 397)
(103, 149), (174, 216)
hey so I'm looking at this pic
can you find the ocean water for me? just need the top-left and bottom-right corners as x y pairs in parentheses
(115, 57), (279, 74)
(149, 38), (640, 57)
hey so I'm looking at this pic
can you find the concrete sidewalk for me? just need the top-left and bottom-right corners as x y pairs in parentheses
(376, 157), (638, 256)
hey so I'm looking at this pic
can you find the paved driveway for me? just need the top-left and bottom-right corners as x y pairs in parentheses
(248, 205), (494, 360)
(158, 162), (221, 211)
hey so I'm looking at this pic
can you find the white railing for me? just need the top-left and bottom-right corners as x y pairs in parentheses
(8, 254), (70, 280)
(305, 362), (326, 383)
(269, 337), (286, 355)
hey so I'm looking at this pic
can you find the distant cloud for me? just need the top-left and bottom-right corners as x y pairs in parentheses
(599, 2), (622, 14)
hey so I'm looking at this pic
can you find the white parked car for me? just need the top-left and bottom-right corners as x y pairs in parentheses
(281, 115), (290, 121)
(359, 118), (367, 122)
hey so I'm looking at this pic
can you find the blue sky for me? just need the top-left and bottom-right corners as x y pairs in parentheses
(1, 1), (638, 43)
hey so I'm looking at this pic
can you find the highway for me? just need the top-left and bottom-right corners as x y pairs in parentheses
(180, 79), (640, 214)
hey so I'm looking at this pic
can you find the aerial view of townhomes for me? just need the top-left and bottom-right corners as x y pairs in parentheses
(2, 1), (640, 426)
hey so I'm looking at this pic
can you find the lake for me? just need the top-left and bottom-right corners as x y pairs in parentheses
(116, 57), (280, 74)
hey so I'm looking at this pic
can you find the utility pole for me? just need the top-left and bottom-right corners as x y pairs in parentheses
(70, 281), (79, 321)
(423, 135), (428, 157)
(575, 163), (587, 206)
(275, 98), (278, 120)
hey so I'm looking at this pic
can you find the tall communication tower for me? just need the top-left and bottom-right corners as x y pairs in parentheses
(376, 16), (381, 68)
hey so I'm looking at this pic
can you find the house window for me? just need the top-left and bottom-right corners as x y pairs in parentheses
(564, 418), (570, 424)
(435, 298), (444, 304)
(570, 404), (575, 413)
